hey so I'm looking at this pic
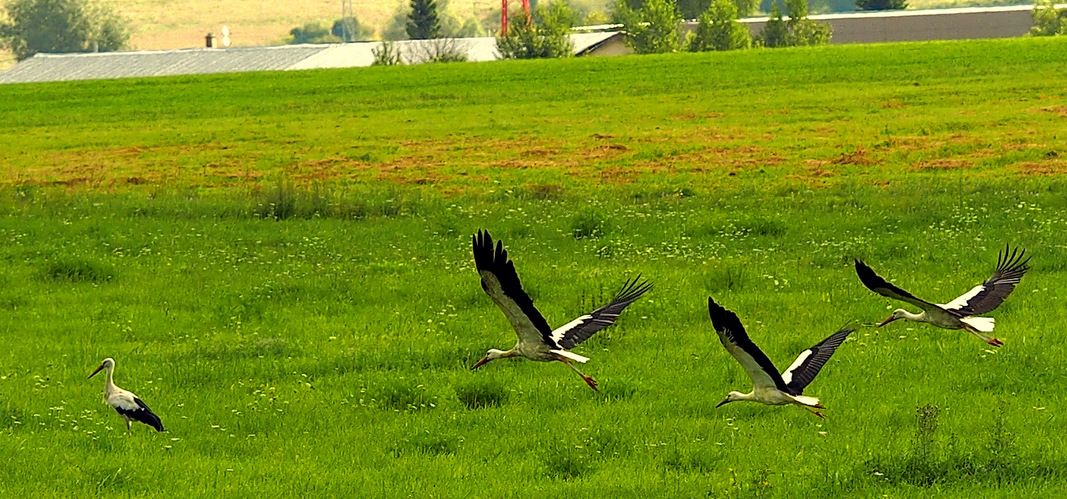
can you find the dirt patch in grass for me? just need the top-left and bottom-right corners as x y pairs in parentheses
(1011, 159), (1067, 176)
(801, 160), (838, 178)
(670, 112), (725, 121)
(874, 136), (938, 152)
(1030, 105), (1067, 117)
(831, 148), (877, 166)
(911, 158), (972, 170)
(578, 143), (631, 161)
(292, 157), (377, 182)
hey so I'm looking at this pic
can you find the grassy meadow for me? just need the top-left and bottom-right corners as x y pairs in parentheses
(1, 37), (1067, 496)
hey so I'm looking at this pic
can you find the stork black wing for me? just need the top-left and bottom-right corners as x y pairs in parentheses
(781, 326), (854, 396)
(472, 230), (554, 347)
(551, 277), (651, 350)
(854, 259), (940, 312)
(708, 297), (789, 393)
(941, 244), (1030, 317)
(116, 398), (164, 432)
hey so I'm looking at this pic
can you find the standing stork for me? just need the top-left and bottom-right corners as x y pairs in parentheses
(470, 229), (651, 391)
(88, 358), (164, 432)
(854, 244), (1030, 347)
(708, 297), (854, 418)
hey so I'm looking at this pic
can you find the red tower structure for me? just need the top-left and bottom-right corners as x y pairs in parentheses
(500, 0), (532, 35)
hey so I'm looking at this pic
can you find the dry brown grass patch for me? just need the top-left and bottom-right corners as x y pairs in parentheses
(912, 158), (972, 170)
(831, 148), (877, 166)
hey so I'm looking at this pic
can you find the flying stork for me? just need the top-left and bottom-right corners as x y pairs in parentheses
(88, 358), (164, 432)
(470, 229), (651, 391)
(854, 244), (1030, 347)
(708, 297), (854, 418)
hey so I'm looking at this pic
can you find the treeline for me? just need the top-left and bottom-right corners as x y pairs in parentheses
(3, 0), (1064, 64)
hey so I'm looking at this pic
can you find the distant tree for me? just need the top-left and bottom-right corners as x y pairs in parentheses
(756, 0), (830, 47)
(331, 16), (373, 42)
(676, 0), (708, 18)
(854, 0), (906, 10)
(438, 0), (487, 37)
(382, 8), (411, 41)
(287, 22), (338, 44)
(407, 0), (442, 39)
(613, 0), (682, 54)
(758, 2), (789, 47)
(0, 0), (129, 61)
(451, 17), (487, 37)
(687, 0), (751, 51)
(626, 0), (756, 19)
(1030, 0), (1067, 36)
(497, 1), (575, 59)
(786, 0), (831, 46)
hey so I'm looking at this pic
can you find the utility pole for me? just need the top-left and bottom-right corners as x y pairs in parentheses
(341, 0), (354, 42)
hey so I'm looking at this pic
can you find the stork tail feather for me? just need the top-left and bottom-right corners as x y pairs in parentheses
(550, 349), (589, 363)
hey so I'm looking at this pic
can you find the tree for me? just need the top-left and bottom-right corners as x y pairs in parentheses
(1030, 0), (1067, 36)
(407, 0), (441, 39)
(287, 22), (338, 44)
(627, 0), (757, 19)
(755, 0), (830, 47)
(687, 0), (751, 52)
(331, 16), (373, 42)
(0, 0), (129, 61)
(854, 0), (907, 10)
(758, 2), (789, 47)
(786, 0), (831, 46)
(613, 0), (682, 54)
(497, 1), (575, 59)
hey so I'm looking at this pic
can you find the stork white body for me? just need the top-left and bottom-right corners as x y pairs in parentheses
(470, 230), (651, 391)
(88, 358), (164, 432)
(708, 297), (854, 418)
(855, 245), (1030, 347)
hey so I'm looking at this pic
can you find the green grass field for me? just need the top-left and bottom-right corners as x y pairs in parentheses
(1, 37), (1066, 497)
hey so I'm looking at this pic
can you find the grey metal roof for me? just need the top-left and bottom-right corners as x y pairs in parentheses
(288, 33), (624, 71)
(0, 33), (626, 85)
(0, 44), (329, 84)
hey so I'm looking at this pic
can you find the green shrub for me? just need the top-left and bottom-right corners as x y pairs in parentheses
(372, 41), (403, 66)
(688, 0), (752, 51)
(756, 0), (831, 47)
(613, 0), (682, 54)
(287, 22), (339, 44)
(497, 2), (575, 59)
(0, 0), (130, 61)
(855, 0), (908, 10)
(1031, 0), (1067, 36)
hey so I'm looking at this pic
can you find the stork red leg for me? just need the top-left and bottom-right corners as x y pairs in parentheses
(556, 357), (600, 392)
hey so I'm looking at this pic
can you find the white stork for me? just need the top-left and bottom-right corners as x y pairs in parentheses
(708, 297), (854, 418)
(854, 244), (1030, 347)
(470, 229), (651, 391)
(88, 358), (164, 432)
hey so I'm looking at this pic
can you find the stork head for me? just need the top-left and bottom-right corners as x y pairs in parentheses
(715, 391), (745, 408)
(471, 349), (506, 370)
(88, 358), (115, 379)
(878, 309), (907, 327)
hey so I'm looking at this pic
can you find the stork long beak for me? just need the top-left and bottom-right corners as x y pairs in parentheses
(470, 356), (491, 370)
(715, 398), (730, 408)
(877, 315), (899, 327)
(88, 364), (105, 379)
